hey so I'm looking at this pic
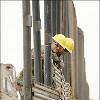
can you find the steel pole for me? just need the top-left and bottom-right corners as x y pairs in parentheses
(44, 0), (52, 86)
(32, 0), (42, 83)
(56, 0), (60, 34)
(60, 0), (63, 34)
(22, 0), (32, 100)
(63, 1), (71, 84)
(51, 0), (56, 36)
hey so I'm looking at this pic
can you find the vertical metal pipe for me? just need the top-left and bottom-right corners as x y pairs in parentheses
(44, 0), (52, 86)
(51, 0), (56, 36)
(63, 1), (71, 84)
(32, 0), (42, 83)
(44, 45), (52, 86)
(22, 0), (32, 100)
(56, 0), (60, 34)
(60, 0), (63, 34)
(63, 1), (69, 36)
(61, 0), (64, 35)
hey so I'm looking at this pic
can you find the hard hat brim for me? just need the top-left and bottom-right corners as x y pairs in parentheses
(65, 47), (72, 54)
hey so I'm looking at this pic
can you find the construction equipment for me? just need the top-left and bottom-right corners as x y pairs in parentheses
(17, 0), (89, 100)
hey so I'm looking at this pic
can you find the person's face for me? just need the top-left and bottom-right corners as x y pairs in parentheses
(51, 40), (65, 55)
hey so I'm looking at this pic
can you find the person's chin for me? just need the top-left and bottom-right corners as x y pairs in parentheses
(53, 49), (58, 53)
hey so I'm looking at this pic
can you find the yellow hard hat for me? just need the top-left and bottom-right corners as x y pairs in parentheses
(52, 34), (66, 49)
(65, 38), (74, 53)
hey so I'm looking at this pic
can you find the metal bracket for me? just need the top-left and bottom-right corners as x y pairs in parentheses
(24, 15), (32, 27)
(33, 20), (41, 32)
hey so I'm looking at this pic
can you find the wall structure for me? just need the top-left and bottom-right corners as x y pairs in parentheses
(78, 28), (89, 100)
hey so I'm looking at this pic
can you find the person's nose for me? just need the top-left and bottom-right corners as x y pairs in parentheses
(56, 46), (60, 50)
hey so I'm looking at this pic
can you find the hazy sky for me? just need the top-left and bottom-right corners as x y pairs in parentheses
(1, 1), (99, 100)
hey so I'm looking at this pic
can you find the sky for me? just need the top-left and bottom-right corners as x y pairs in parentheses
(1, 1), (99, 100)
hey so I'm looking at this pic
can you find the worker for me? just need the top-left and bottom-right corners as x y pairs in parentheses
(51, 34), (74, 69)
(51, 34), (74, 100)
